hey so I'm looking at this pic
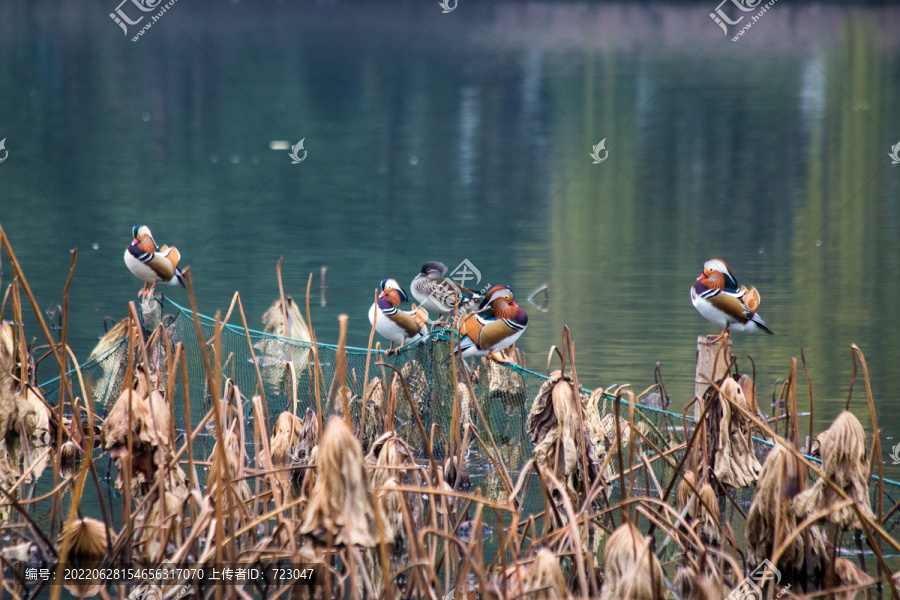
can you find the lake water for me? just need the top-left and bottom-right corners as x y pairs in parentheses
(1, 1), (899, 474)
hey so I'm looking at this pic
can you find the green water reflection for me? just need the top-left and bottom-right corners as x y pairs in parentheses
(0, 2), (898, 470)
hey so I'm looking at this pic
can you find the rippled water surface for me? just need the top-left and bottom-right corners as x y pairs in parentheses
(1, 2), (899, 470)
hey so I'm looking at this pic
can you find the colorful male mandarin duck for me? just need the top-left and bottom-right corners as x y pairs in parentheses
(368, 278), (428, 348)
(124, 226), (186, 297)
(455, 285), (528, 361)
(690, 258), (772, 336)
(410, 261), (479, 321)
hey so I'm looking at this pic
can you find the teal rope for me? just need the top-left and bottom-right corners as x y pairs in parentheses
(39, 298), (690, 425)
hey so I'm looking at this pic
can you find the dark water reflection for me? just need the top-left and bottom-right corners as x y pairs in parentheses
(1, 2), (899, 472)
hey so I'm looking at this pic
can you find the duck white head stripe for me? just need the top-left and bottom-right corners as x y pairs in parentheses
(380, 278), (409, 302)
(703, 258), (739, 289)
(704, 259), (731, 275)
(484, 286), (512, 306)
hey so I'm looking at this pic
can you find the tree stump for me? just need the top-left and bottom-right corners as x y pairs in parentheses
(694, 335), (732, 420)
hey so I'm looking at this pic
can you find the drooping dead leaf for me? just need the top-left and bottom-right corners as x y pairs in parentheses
(523, 548), (571, 599)
(256, 297), (312, 390)
(0, 322), (19, 442)
(85, 318), (130, 411)
(479, 351), (526, 415)
(832, 557), (874, 600)
(794, 411), (874, 529)
(366, 430), (421, 550)
(101, 372), (186, 504)
(208, 427), (250, 501)
(746, 443), (826, 574)
(300, 416), (385, 547)
(390, 360), (429, 423)
(59, 517), (115, 559)
(695, 483), (720, 546)
(676, 471), (697, 513)
(268, 411), (302, 503)
(673, 566), (724, 600)
(262, 296), (311, 341)
(527, 372), (603, 503)
(142, 489), (184, 561)
(706, 377), (761, 490)
(600, 522), (665, 600)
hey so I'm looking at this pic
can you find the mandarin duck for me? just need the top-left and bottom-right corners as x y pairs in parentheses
(410, 261), (480, 323)
(455, 285), (528, 361)
(690, 258), (772, 336)
(368, 278), (428, 350)
(124, 226), (186, 297)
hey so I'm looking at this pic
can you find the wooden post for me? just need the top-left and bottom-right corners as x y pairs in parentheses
(694, 335), (733, 420)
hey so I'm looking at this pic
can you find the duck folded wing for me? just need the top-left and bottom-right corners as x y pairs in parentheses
(741, 286), (760, 315)
(458, 313), (484, 344)
(149, 255), (177, 280)
(477, 319), (518, 349)
(707, 291), (754, 322)
(158, 245), (182, 269)
(412, 306), (429, 330)
(388, 310), (423, 339)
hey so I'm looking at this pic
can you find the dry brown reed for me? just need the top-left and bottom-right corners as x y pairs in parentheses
(2, 230), (900, 600)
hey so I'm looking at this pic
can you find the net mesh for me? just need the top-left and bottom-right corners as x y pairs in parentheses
(39, 297), (900, 558)
(41, 299), (681, 472)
